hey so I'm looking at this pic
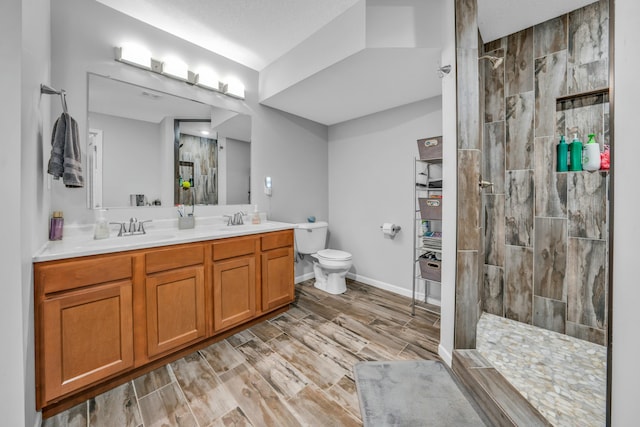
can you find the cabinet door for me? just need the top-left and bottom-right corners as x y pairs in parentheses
(42, 281), (134, 402)
(146, 266), (206, 358)
(262, 247), (294, 311)
(213, 256), (256, 331)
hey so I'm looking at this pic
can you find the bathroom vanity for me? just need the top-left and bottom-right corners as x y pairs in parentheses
(33, 223), (295, 417)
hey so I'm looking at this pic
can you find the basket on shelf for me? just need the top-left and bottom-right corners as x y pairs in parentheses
(417, 136), (443, 160)
(418, 254), (441, 281)
(418, 197), (442, 220)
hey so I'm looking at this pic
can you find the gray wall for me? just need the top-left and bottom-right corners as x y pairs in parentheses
(481, 0), (609, 346)
(612, 0), (640, 421)
(328, 98), (442, 297)
(0, 0), (50, 425)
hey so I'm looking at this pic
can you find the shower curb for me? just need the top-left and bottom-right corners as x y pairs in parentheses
(451, 349), (551, 427)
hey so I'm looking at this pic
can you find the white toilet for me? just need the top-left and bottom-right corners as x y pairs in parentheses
(294, 221), (353, 294)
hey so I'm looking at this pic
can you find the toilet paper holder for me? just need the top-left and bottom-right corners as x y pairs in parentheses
(380, 224), (401, 233)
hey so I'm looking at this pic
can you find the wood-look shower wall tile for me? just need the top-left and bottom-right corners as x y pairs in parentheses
(534, 136), (567, 217)
(456, 251), (479, 349)
(457, 48), (481, 150)
(484, 49), (505, 123)
(484, 38), (505, 54)
(506, 92), (535, 170)
(534, 15), (567, 59)
(566, 321), (605, 346)
(455, 0), (478, 48)
(505, 170), (534, 247)
(458, 149), (481, 250)
(567, 172), (607, 239)
(567, 238), (607, 330)
(484, 194), (505, 267)
(483, 121), (505, 194)
(504, 245), (533, 324)
(534, 51), (567, 137)
(567, 0), (609, 94)
(483, 265), (504, 316)
(534, 217), (567, 301)
(533, 296), (566, 334)
(505, 28), (534, 96)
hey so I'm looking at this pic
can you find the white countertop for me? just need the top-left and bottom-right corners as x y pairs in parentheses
(33, 218), (296, 262)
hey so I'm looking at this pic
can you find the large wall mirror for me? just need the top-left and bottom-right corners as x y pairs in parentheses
(87, 73), (251, 209)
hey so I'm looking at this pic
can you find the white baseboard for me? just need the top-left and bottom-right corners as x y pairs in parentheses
(296, 272), (441, 306)
(346, 273), (441, 306)
(438, 344), (452, 366)
(346, 272), (415, 298)
(34, 412), (42, 427)
(295, 272), (315, 284)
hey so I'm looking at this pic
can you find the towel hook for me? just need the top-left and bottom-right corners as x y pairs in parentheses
(41, 84), (68, 113)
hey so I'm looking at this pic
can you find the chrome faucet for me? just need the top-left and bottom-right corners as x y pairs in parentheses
(224, 212), (246, 226)
(110, 218), (152, 236)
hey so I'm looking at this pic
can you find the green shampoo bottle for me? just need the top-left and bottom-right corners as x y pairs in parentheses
(557, 136), (568, 172)
(569, 134), (583, 171)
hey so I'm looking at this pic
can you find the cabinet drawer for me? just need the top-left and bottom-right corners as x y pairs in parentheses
(146, 244), (204, 274)
(38, 255), (133, 294)
(261, 230), (293, 251)
(212, 236), (257, 261)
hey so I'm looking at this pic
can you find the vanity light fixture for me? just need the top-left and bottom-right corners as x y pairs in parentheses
(115, 45), (245, 100)
(224, 79), (245, 99)
(195, 68), (222, 92)
(161, 56), (190, 82)
(115, 44), (153, 69)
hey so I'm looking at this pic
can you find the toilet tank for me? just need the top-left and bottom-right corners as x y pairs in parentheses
(294, 221), (328, 254)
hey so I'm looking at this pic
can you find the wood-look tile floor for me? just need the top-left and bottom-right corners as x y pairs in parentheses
(43, 279), (441, 427)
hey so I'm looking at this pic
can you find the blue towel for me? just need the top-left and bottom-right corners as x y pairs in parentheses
(47, 113), (84, 188)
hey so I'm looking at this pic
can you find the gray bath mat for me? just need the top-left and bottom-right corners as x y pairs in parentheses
(354, 360), (487, 426)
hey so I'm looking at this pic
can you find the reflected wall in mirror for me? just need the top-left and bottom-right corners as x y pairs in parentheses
(87, 73), (251, 209)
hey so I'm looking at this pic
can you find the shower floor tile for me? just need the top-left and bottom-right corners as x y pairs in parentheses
(476, 313), (606, 426)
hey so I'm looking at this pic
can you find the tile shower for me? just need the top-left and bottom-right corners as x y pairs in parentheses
(481, 0), (609, 346)
(453, 0), (610, 424)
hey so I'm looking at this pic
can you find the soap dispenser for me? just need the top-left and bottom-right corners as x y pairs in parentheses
(251, 205), (261, 224)
(569, 133), (583, 171)
(93, 209), (110, 240)
(582, 133), (601, 171)
(556, 136), (568, 172)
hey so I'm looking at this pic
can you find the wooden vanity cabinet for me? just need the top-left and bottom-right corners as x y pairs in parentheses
(35, 255), (135, 405)
(35, 229), (295, 416)
(143, 244), (206, 359)
(261, 231), (295, 311)
(211, 236), (258, 332)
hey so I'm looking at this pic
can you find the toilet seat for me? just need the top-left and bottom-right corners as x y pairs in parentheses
(316, 249), (352, 261)
(313, 249), (353, 270)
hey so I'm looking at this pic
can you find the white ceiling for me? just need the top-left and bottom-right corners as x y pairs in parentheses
(96, 0), (599, 125)
(96, 0), (360, 71)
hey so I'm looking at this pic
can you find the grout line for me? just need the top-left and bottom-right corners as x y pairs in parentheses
(130, 380), (144, 427)
(169, 364), (201, 427)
